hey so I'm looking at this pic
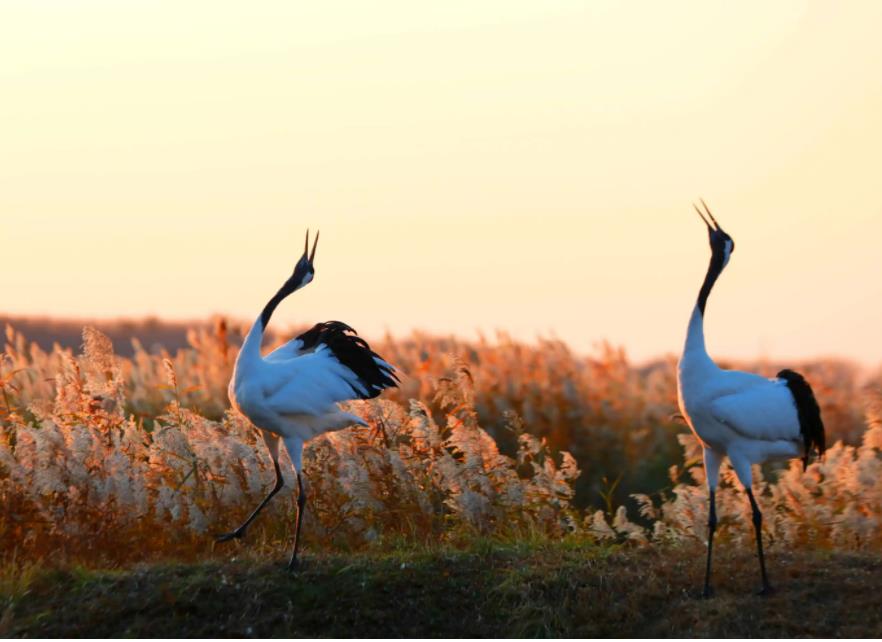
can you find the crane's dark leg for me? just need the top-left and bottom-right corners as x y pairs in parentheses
(703, 489), (717, 598)
(216, 459), (284, 542)
(746, 488), (772, 595)
(287, 472), (307, 571)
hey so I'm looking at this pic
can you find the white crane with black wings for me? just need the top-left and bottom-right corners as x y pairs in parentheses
(677, 202), (825, 597)
(217, 230), (399, 570)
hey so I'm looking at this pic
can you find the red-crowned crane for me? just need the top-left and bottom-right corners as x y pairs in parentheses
(676, 202), (825, 597)
(217, 230), (399, 570)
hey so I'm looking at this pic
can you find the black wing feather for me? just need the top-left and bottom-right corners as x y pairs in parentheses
(296, 321), (399, 399)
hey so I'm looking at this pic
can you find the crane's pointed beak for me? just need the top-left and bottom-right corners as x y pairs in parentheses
(694, 202), (715, 231)
(304, 229), (310, 257)
(699, 199), (723, 231)
(309, 230), (319, 266)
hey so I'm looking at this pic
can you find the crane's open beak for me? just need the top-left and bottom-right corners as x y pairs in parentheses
(303, 229), (320, 267)
(309, 230), (319, 266)
(693, 199), (722, 232)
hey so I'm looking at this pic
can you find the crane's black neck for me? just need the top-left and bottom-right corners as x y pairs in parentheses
(696, 249), (725, 316)
(260, 284), (295, 329)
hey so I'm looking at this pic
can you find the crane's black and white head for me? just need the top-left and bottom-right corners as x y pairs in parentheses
(694, 200), (734, 269)
(259, 230), (319, 328)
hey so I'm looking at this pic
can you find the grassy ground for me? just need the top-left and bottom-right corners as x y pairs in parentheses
(2, 541), (881, 637)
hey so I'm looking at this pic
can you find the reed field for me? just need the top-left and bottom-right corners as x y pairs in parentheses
(2, 319), (882, 635)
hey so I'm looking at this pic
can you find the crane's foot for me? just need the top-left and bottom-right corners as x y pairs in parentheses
(215, 528), (246, 543)
(701, 586), (715, 600)
(286, 556), (303, 573)
(757, 584), (774, 597)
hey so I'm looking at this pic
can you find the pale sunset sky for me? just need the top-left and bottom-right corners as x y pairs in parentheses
(2, 1), (881, 363)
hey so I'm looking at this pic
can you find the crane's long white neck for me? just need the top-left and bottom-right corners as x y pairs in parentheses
(683, 240), (732, 368)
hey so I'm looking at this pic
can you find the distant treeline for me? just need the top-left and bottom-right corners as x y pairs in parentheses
(0, 315), (248, 357)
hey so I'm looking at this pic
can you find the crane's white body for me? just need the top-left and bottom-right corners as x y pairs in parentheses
(229, 318), (379, 470)
(677, 306), (803, 488)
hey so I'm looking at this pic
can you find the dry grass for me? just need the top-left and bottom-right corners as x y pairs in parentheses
(2, 320), (882, 568)
(1, 325), (581, 564)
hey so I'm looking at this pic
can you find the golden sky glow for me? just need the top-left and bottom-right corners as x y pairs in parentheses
(3, 1), (882, 363)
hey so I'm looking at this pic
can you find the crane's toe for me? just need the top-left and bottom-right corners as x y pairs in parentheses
(215, 529), (245, 543)
(701, 586), (714, 600)
(757, 584), (775, 597)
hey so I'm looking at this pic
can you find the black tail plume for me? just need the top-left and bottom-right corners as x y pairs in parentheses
(778, 369), (825, 471)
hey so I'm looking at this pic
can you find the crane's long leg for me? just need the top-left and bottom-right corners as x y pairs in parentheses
(701, 449), (722, 599)
(217, 431), (283, 543)
(746, 488), (772, 595)
(703, 489), (717, 598)
(216, 460), (284, 542)
(282, 435), (306, 572)
(288, 472), (307, 571)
